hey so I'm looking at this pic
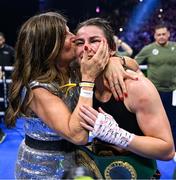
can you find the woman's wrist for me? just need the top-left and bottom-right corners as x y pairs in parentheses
(120, 56), (127, 69)
(81, 77), (95, 83)
(110, 54), (127, 68)
(80, 87), (93, 98)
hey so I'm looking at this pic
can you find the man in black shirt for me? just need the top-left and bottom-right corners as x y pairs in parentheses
(0, 32), (14, 66)
(0, 32), (14, 143)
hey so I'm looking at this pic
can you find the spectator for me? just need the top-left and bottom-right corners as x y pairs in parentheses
(135, 24), (176, 151)
(0, 32), (14, 126)
(0, 32), (14, 66)
(114, 35), (133, 56)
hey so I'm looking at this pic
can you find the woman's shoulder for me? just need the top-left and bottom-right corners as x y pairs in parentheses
(29, 80), (59, 95)
(125, 71), (158, 107)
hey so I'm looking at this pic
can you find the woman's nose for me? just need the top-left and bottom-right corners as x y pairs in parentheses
(83, 43), (91, 51)
(84, 45), (88, 51)
(83, 43), (96, 54)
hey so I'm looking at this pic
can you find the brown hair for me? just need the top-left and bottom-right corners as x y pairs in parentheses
(75, 17), (116, 51)
(5, 12), (68, 127)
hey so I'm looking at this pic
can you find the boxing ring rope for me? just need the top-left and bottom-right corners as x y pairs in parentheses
(0, 66), (14, 116)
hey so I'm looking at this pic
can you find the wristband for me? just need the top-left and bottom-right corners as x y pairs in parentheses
(80, 88), (93, 98)
(119, 56), (127, 70)
(79, 82), (95, 88)
(111, 54), (127, 70)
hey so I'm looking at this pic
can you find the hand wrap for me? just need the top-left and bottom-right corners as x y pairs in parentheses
(92, 113), (135, 148)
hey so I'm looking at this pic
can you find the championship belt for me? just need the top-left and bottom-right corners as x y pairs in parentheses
(76, 145), (157, 179)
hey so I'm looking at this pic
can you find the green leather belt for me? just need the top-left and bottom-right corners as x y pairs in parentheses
(76, 146), (157, 179)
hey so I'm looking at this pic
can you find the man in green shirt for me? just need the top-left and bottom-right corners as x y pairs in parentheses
(135, 24), (176, 150)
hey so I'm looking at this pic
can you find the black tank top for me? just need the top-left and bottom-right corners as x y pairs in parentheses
(92, 94), (157, 178)
(93, 94), (143, 136)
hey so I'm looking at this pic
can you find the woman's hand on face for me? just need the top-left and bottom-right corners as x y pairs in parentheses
(80, 40), (109, 82)
(104, 56), (138, 101)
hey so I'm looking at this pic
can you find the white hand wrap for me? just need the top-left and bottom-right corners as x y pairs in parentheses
(92, 113), (135, 148)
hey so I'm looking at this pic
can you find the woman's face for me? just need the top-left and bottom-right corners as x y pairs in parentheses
(59, 26), (76, 66)
(75, 25), (106, 63)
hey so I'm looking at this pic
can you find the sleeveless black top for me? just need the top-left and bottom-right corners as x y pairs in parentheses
(93, 94), (143, 136)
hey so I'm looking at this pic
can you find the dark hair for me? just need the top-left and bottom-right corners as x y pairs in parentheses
(75, 17), (116, 51)
(5, 11), (68, 127)
(154, 23), (169, 32)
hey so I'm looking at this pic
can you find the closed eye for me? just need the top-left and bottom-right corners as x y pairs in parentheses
(74, 40), (84, 46)
(90, 39), (101, 43)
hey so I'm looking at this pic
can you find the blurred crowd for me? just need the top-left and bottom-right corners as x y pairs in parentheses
(92, 0), (176, 56)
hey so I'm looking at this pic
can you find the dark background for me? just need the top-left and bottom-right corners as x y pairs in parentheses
(0, 0), (176, 55)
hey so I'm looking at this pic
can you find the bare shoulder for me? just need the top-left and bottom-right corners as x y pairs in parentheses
(124, 71), (160, 110)
(30, 87), (63, 109)
(32, 87), (57, 100)
(126, 70), (156, 93)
